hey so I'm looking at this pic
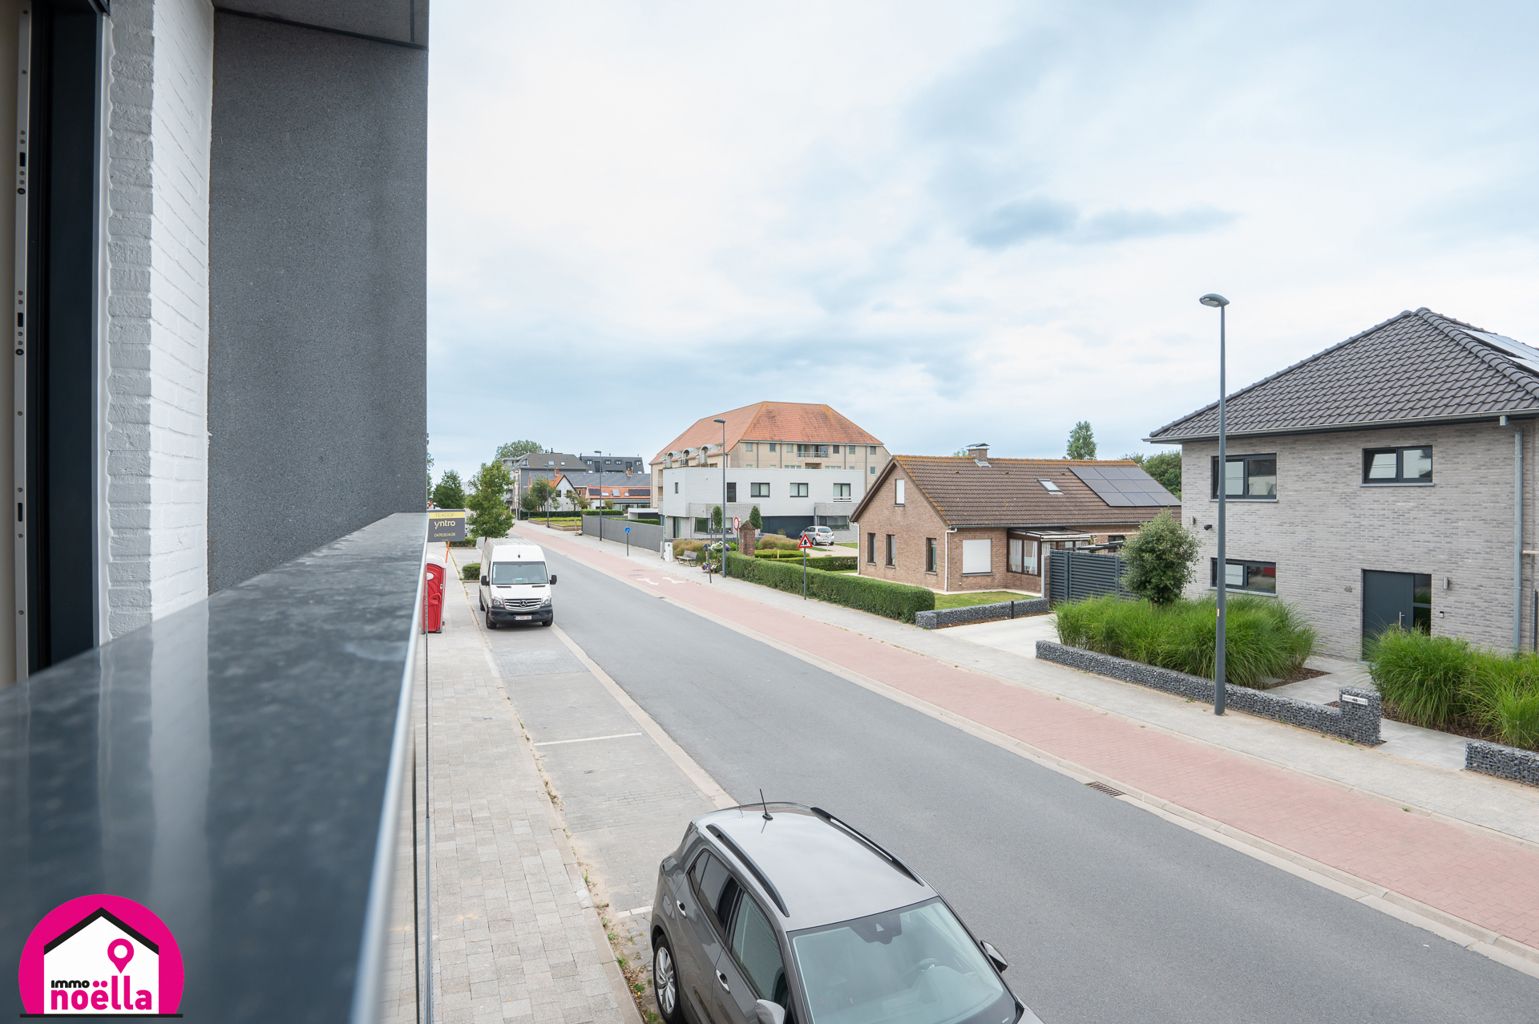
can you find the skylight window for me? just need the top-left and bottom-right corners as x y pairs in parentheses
(1039, 479), (1062, 494)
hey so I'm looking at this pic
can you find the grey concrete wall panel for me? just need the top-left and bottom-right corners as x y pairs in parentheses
(0, 513), (428, 1021)
(1036, 641), (1383, 745)
(914, 598), (1051, 629)
(583, 514), (665, 550)
(208, 13), (427, 591)
(1465, 740), (1539, 786)
(213, 0), (426, 46)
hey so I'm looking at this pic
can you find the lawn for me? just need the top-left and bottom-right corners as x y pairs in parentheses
(836, 541), (858, 548)
(934, 590), (1037, 609)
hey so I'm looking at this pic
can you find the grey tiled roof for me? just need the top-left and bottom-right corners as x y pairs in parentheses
(1147, 309), (1539, 442)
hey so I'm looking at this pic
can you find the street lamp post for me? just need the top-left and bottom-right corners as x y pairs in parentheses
(593, 451), (604, 543)
(713, 418), (728, 578)
(1200, 292), (1230, 716)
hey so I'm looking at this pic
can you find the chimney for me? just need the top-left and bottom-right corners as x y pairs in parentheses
(965, 442), (989, 459)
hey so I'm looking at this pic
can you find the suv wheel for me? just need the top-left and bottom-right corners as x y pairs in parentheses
(653, 933), (682, 1024)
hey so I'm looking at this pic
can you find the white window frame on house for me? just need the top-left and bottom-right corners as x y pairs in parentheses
(961, 538), (992, 575)
(1210, 558), (1277, 595)
(790, 482), (809, 498)
(834, 482), (851, 500)
(751, 482), (770, 497)
(895, 479), (905, 505)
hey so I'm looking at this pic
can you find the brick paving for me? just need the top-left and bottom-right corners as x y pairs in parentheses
(530, 525), (1539, 959)
(427, 572), (638, 1024)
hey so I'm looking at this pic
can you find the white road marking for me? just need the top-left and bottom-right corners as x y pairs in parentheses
(532, 731), (643, 747)
(613, 904), (653, 920)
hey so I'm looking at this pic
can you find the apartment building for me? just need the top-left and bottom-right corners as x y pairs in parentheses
(651, 401), (888, 538)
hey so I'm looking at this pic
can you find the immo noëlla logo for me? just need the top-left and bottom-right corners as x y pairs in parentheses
(16, 894), (184, 1018)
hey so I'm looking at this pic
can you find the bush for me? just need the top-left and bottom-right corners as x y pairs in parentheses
(461, 561), (480, 580)
(725, 553), (935, 622)
(1055, 594), (1315, 688)
(755, 534), (800, 550)
(1368, 630), (1472, 728)
(754, 549), (803, 560)
(1120, 510), (1198, 605)
(807, 555), (857, 572)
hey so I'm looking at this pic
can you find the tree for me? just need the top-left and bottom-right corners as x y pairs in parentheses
(1120, 510), (1198, 605)
(526, 477), (554, 522)
(432, 469), (466, 510)
(495, 440), (543, 463)
(426, 442), (435, 504)
(710, 505), (724, 533)
(748, 505), (763, 530)
(567, 484), (590, 511)
(467, 460), (514, 539)
(1066, 421), (1097, 460)
(1127, 451), (1182, 497)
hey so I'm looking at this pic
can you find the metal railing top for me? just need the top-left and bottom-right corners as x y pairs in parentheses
(0, 512), (428, 1022)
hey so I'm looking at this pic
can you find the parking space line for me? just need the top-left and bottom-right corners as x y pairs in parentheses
(532, 731), (643, 747)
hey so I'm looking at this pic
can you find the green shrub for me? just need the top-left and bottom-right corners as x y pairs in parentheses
(671, 539), (706, 557)
(1054, 594), (1314, 688)
(754, 549), (803, 560)
(1468, 652), (1539, 749)
(755, 534), (800, 550)
(461, 561), (480, 580)
(725, 553), (935, 622)
(1368, 630), (1471, 728)
(1120, 510), (1198, 605)
(807, 555), (857, 572)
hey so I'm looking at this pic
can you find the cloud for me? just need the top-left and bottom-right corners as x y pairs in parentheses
(965, 198), (1233, 249)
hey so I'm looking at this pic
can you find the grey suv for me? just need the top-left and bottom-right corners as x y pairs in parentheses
(650, 803), (1041, 1024)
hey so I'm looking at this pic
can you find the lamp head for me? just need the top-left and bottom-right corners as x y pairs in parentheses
(1199, 293), (1229, 308)
(713, 418), (726, 425)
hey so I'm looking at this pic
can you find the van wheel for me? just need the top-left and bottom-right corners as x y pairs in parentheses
(485, 609), (496, 630)
(479, 591), (485, 610)
(541, 617), (554, 627)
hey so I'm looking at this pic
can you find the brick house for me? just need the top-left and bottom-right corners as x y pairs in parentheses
(1148, 308), (1539, 659)
(849, 445), (1177, 594)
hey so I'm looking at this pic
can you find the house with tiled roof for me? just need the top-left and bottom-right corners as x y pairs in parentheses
(550, 471), (652, 510)
(651, 402), (889, 539)
(849, 444), (1176, 594)
(1148, 308), (1539, 658)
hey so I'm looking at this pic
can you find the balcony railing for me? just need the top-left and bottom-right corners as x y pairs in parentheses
(0, 513), (431, 1023)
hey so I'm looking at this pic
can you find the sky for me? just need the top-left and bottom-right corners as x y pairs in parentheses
(426, 0), (1539, 485)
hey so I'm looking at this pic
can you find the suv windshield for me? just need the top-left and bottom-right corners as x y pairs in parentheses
(491, 561), (548, 586)
(790, 899), (1011, 1024)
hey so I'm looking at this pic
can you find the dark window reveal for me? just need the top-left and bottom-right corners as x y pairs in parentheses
(1210, 454), (1277, 499)
(925, 537), (937, 573)
(1210, 558), (1277, 595)
(1363, 446), (1432, 484)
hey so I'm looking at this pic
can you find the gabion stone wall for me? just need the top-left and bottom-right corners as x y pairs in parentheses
(914, 598), (1052, 629)
(1036, 641), (1382, 745)
(1465, 741), (1539, 787)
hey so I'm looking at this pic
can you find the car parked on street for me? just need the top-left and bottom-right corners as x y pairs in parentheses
(799, 525), (835, 547)
(650, 803), (1039, 1024)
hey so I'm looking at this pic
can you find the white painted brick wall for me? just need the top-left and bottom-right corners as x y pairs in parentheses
(1179, 422), (1537, 658)
(104, 0), (213, 636)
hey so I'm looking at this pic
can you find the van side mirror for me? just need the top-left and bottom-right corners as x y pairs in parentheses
(480, 576), (488, 586)
(753, 1000), (786, 1024)
(980, 940), (1008, 973)
(549, 574), (558, 585)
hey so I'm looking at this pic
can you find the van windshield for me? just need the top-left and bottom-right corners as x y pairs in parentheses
(491, 561), (548, 586)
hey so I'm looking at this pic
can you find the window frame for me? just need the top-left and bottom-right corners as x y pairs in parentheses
(688, 849), (740, 939)
(1209, 558), (1278, 595)
(884, 534), (895, 567)
(726, 482), (737, 503)
(833, 482), (851, 499)
(866, 532), (876, 564)
(1362, 445), (1433, 485)
(750, 482), (770, 498)
(1007, 536), (1038, 575)
(925, 537), (937, 574)
(724, 891), (787, 1003)
(961, 538), (992, 576)
(895, 479), (905, 505)
(790, 482), (809, 498)
(1210, 453), (1278, 500)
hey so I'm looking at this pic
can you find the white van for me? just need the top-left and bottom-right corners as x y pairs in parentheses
(477, 539), (557, 628)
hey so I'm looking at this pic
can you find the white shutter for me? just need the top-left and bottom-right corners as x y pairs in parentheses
(962, 539), (991, 574)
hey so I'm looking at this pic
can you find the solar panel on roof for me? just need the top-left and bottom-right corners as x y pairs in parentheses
(1069, 466), (1178, 507)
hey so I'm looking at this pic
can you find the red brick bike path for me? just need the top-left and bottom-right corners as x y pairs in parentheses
(533, 529), (1539, 954)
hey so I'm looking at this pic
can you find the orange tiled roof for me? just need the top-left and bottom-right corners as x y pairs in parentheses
(650, 401), (881, 465)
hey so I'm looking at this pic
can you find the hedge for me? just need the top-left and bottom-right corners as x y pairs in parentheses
(725, 552), (934, 622)
(461, 561), (480, 580)
(808, 555), (857, 572)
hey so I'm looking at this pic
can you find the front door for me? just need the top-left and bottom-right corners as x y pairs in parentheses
(1362, 570), (1431, 655)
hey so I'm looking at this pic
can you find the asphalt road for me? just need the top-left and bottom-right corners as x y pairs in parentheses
(543, 547), (1539, 1024)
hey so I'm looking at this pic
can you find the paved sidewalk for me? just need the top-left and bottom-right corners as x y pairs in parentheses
(427, 562), (638, 1024)
(521, 522), (1539, 967)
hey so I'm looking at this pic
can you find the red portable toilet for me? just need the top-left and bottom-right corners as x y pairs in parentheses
(423, 562), (445, 633)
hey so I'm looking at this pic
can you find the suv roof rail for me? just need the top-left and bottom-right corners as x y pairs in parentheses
(706, 824), (790, 917)
(809, 806), (922, 885)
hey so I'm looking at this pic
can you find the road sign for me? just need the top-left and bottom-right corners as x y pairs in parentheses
(624, 526), (631, 534)
(733, 516), (741, 530)
(428, 509), (467, 542)
(798, 534), (812, 550)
